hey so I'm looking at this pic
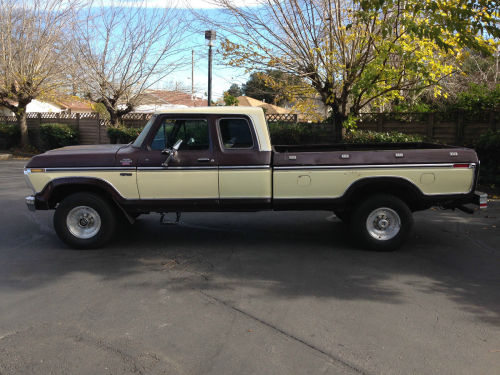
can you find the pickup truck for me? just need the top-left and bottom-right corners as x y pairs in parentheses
(24, 107), (487, 251)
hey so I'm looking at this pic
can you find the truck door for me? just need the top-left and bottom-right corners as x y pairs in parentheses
(136, 116), (219, 209)
(215, 117), (272, 209)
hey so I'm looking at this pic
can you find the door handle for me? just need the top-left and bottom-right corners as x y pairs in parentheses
(197, 158), (211, 162)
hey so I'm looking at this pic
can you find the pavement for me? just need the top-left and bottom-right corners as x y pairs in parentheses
(0, 159), (499, 375)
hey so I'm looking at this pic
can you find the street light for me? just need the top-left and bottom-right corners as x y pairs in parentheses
(205, 30), (216, 106)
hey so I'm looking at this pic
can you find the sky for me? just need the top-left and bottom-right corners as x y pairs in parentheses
(93, 0), (261, 100)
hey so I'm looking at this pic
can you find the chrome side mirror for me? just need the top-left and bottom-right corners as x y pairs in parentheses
(161, 139), (183, 167)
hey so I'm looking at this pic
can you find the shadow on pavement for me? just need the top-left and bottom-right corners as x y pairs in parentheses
(1, 203), (499, 326)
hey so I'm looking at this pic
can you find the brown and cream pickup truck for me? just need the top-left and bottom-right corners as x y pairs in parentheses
(24, 107), (487, 251)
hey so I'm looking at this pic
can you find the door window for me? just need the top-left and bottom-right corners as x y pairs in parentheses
(218, 118), (254, 149)
(150, 119), (209, 151)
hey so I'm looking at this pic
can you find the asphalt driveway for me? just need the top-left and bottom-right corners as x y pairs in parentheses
(0, 159), (499, 375)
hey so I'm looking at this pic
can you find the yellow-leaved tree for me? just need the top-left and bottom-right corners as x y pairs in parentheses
(212, 0), (499, 138)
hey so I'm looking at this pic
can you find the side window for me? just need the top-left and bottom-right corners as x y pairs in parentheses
(150, 119), (209, 151)
(219, 118), (254, 149)
(175, 120), (210, 150)
(150, 120), (175, 151)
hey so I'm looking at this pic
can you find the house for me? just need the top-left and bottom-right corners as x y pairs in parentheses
(132, 90), (208, 112)
(236, 96), (292, 115)
(0, 97), (93, 116)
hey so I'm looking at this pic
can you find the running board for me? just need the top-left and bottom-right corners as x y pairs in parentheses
(160, 212), (181, 225)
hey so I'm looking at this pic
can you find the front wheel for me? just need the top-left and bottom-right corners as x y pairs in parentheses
(350, 194), (413, 251)
(54, 192), (117, 249)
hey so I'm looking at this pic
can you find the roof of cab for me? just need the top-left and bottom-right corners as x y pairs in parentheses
(154, 106), (265, 115)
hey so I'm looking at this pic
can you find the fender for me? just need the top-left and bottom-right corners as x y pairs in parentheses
(34, 176), (127, 210)
(342, 176), (425, 210)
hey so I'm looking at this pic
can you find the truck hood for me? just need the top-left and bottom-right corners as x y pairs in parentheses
(25, 144), (129, 168)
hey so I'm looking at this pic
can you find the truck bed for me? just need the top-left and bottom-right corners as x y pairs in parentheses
(272, 143), (478, 167)
(273, 142), (457, 153)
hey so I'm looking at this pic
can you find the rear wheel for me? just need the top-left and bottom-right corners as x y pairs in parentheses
(350, 194), (413, 251)
(54, 192), (117, 249)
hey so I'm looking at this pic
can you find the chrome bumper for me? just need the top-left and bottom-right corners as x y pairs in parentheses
(25, 195), (36, 211)
(474, 191), (488, 209)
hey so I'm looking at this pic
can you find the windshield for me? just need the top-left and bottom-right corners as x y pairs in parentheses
(132, 115), (157, 148)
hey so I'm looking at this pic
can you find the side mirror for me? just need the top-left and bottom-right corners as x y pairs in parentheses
(162, 139), (183, 167)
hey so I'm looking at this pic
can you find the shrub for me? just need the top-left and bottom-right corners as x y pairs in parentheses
(268, 122), (423, 144)
(475, 130), (500, 185)
(0, 123), (20, 148)
(344, 130), (423, 144)
(40, 123), (78, 150)
(107, 126), (142, 144)
(269, 122), (335, 144)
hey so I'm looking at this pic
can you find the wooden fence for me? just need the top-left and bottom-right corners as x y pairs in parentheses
(355, 111), (498, 145)
(0, 110), (498, 148)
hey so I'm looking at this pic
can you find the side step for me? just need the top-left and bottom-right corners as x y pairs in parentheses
(160, 212), (181, 225)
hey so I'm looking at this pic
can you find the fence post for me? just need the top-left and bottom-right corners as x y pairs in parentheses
(456, 111), (464, 144)
(96, 113), (101, 144)
(377, 114), (383, 132)
(427, 113), (434, 140)
(75, 113), (80, 143)
(293, 114), (298, 123)
(37, 113), (42, 127)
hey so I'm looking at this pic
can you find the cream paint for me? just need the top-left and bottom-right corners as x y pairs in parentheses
(26, 171), (140, 198)
(219, 169), (272, 198)
(273, 167), (475, 198)
(137, 170), (218, 199)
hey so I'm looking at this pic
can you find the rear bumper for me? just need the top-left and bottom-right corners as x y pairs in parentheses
(474, 191), (488, 209)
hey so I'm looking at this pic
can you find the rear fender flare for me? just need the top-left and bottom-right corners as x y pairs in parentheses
(342, 176), (425, 210)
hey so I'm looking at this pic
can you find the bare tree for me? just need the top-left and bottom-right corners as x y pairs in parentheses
(205, 0), (497, 136)
(0, 0), (79, 147)
(72, 0), (188, 126)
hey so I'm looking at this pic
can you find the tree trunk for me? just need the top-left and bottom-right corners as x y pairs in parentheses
(16, 107), (29, 148)
(327, 103), (346, 142)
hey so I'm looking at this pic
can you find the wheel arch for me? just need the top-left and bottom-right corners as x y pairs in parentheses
(37, 177), (126, 210)
(342, 176), (426, 211)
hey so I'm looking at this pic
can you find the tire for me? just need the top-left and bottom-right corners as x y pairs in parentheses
(350, 194), (413, 251)
(54, 192), (117, 249)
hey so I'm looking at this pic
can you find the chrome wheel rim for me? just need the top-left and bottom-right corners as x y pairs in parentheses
(66, 206), (101, 239)
(366, 207), (401, 241)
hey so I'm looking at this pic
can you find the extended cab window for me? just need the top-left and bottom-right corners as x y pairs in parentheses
(219, 118), (254, 149)
(150, 119), (209, 151)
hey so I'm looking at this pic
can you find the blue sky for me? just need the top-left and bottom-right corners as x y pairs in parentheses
(93, 0), (262, 99)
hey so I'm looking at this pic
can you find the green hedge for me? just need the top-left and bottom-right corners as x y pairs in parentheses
(107, 126), (142, 144)
(475, 130), (500, 185)
(268, 122), (423, 144)
(0, 123), (20, 148)
(40, 123), (78, 150)
(343, 130), (423, 144)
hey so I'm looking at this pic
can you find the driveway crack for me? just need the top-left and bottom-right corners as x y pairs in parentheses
(198, 290), (372, 375)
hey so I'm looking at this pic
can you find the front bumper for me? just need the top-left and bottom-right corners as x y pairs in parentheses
(25, 195), (36, 211)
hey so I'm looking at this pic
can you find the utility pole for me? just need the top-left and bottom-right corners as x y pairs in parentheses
(205, 30), (216, 106)
(191, 50), (194, 99)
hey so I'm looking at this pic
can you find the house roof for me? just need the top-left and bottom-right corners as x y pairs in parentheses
(140, 90), (208, 108)
(55, 98), (93, 112)
(236, 96), (291, 115)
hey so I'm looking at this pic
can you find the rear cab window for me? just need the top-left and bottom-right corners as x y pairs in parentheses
(218, 118), (254, 149)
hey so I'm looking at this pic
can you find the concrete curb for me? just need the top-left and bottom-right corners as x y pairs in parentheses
(0, 153), (13, 161)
